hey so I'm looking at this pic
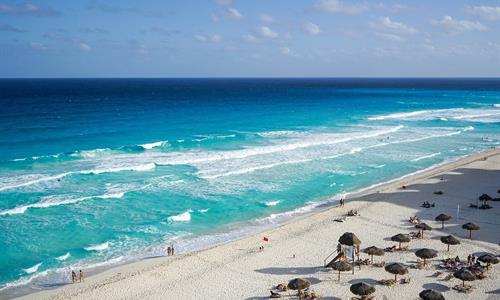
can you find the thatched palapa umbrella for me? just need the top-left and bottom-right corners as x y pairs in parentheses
(287, 278), (310, 291)
(339, 232), (362, 274)
(415, 248), (438, 265)
(350, 282), (375, 300)
(435, 214), (451, 229)
(462, 222), (480, 239)
(478, 254), (499, 270)
(391, 233), (410, 249)
(440, 235), (460, 252)
(384, 262), (408, 281)
(419, 289), (445, 300)
(363, 246), (384, 264)
(453, 269), (475, 287)
(330, 260), (352, 281)
(479, 194), (492, 201)
(415, 223), (432, 238)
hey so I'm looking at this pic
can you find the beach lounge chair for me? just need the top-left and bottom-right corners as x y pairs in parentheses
(269, 291), (281, 298)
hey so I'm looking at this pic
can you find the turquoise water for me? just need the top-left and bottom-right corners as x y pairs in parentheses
(0, 79), (499, 297)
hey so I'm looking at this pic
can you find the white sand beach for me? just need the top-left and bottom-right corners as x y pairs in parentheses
(18, 148), (500, 300)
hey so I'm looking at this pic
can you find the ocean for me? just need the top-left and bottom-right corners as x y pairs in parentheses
(0, 78), (499, 298)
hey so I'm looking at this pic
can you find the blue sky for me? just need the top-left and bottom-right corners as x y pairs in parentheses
(0, 0), (499, 77)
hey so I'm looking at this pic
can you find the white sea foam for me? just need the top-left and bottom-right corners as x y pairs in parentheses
(198, 208), (209, 213)
(264, 200), (280, 206)
(23, 263), (42, 274)
(71, 148), (111, 159)
(494, 104), (500, 107)
(368, 110), (430, 121)
(82, 163), (156, 174)
(84, 241), (109, 251)
(0, 191), (127, 216)
(161, 126), (403, 167)
(369, 164), (386, 169)
(257, 130), (299, 138)
(192, 134), (235, 142)
(255, 201), (326, 224)
(368, 108), (500, 123)
(411, 152), (441, 162)
(0, 162), (155, 193)
(0, 172), (71, 192)
(139, 141), (168, 150)
(167, 210), (192, 222)
(200, 127), (465, 179)
(55, 252), (70, 261)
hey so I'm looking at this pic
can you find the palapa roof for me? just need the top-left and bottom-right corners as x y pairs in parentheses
(415, 223), (432, 231)
(478, 254), (499, 264)
(479, 193), (492, 201)
(415, 248), (438, 259)
(440, 235), (460, 245)
(338, 232), (361, 246)
(384, 262), (408, 275)
(350, 282), (375, 296)
(419, 289), (445, 300)
(462, 222), (480, 230)
(453, 269), (475, 282)
(391, 233), (410, 243)
(435, 214), (451, 221)
(287, 278), (310, 290)
(363, 246), (384, 256)
(330, 260), (352, 272)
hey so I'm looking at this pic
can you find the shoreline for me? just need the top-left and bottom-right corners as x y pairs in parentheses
(12, 147), (500, 299)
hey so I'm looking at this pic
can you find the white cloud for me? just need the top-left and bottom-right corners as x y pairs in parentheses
(303, 22), (321, 35)
(243, 34), (262, 43)
(257, 26), (278, 39)
(375, 32), (405, 42)
(370, 17), (416, 34)
(259, 13), (275, 23)
(433, 16), (487, 34)
(29, 42), (48, 50)
(78, 42), (92, 51)
(227, 8), (243, 20)
(466, 6), (500, 21)
(215, 0), (232, 6)
(315, 0), (368, 15)
(281, 47), (298, 57)
(195, 34), (222, 43)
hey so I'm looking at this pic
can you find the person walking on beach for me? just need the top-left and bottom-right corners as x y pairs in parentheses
(79, 270), (84, 282)
(167, 246), (171, 256)
(71, 270), (77, 284)
(171, 244), (175, 256)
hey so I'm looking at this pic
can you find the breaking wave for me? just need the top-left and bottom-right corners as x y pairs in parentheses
(368, 108), (500, 123)
(23, 263), (42, 274)
(167, 210), (192, 223)
(0, 191), (127, 216)
(84, 241), (109, 252)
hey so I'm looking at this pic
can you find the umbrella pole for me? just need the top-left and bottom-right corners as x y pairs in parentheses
(371, 254), (373, 264)
(352, 248), (355, 274)
(469, 230), (472, 239)
(447, 244), (450, 252)
(338, 270), (340, 281)
(394, 274), (397, 281)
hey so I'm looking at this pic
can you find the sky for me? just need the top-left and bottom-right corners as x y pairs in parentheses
(0, 0), (499, 78)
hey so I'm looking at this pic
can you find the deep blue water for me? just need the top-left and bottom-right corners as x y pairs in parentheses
(0, 78), (499, 297)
